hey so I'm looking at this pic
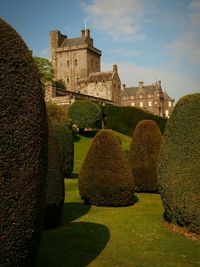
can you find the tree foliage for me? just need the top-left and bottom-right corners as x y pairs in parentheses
(0, 19), (48, 266)
(68, 100), (102, 130)
(33, 56), (54, 85)
(158, 93), (200, 234)
(129, 120), (162, 192)
(78, 130), (135, 206)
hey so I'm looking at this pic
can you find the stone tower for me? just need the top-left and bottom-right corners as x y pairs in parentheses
(50, 29), (102, 91)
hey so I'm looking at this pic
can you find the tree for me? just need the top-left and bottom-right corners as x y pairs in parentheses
(68, 100), (102, 131)
(33, 56), (54, 85)
(158, 93), (200, 234)
(129, 120), (162, 192)
(0, 19), (48, 266)
(78, 130), (135, 206)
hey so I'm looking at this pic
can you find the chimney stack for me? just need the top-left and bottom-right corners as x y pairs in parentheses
(113, 64), (117, 72)
(81, 29), (85, 37)
(85, 29), (90, 38)
(139, 81), (144, 87)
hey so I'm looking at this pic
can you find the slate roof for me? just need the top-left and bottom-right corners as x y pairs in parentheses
(87, 71), (114, 83)
(122, 84), (161, 96)
(61, 37), (86, 47)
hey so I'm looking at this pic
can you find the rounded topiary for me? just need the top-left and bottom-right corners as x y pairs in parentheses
(78, 130), (134, 206)
(46, 102), (74, 177)
(68, 100), (102, 130)
(0, 19), (48, 266)
(158, 94), (200, 234)
(43, 127), (65, 229)
(129, 120), (162, 192)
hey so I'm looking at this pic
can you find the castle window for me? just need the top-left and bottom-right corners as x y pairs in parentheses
(95, 80), (98, 84)
(67, 78), (69, 83)
(131, 96), (134, 100)
(148, 94), (151, 98)
(140, 102), (143, 107)
(140, 94), (143, 98)
(131, 102), (135, 106)
(165, 110), (169, 118)
(67, 60), (69, 66)
(155, 101), (157, 105)
(168, 101), (171, 107)
(75, 59), (77, 66)
(148, 101), (152, 107)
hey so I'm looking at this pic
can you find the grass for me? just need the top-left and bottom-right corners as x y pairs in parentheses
(36, 132), (200, 267)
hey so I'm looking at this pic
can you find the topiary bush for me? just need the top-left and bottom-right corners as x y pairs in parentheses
(129, 120), (162, 192)
(68, 100), (102, 131)
(102, 105), (167, 137)
(158, 93), (200, 234)
(0, 19), (48, 266)
(78, 130), (134, 206)
(46, 102), (74, 177)
(43, 127), (65, 229)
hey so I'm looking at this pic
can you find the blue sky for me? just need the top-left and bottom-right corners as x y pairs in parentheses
(1, 0), (200, 101)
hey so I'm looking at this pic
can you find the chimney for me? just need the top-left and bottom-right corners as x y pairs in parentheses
(85, 29), (90, 38)
(139, 81), (144, 87)
(113, 64), (117, 72)
(122, 84), (126, 90)
(81, 29), (85, 37)
(158, 80), (161, 86)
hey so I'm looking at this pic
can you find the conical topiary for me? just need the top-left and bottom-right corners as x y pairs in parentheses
(0, 19), (48, 266)
(78, 130), (134, 206)
(43, 126), (65, 229)
(158, 94), (200, 234)
(129, 120), (162, 192)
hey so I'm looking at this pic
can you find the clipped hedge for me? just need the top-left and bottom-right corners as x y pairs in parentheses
(102, 105), (167, 137)
(78, 130), (134, 206)
(0, 19), (48, 266)
(68, 100), (102, 130)
(158, 94), (200, 234)
(129, 120), (162, 192)
(46, 102), (74, 177)
(43, 127), (65, 229)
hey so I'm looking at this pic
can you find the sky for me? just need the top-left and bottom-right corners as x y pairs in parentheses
(1, 0), (200, 101)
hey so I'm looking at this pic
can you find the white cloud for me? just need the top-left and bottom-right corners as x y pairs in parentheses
(81, 0), (145, 40)
(102, 60), (200, 101)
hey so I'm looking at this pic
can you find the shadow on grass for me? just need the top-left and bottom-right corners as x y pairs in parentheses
(73, 135), (81, 143)
(37, 222), (110, 267)
(62, 202), (91, 223)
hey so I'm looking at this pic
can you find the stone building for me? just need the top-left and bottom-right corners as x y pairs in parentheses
(50, 28), (121, 105)
(121, 81), (174, 117)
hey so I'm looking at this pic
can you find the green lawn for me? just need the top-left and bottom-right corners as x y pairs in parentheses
(36, 132), (200, 267)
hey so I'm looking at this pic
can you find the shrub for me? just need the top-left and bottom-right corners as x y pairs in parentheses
(68, 100), (102, 130)
(78, 130), (134, 206)
(157, 94), (200, 234)
(129, 120), (162, 192)
(43, 127), (65, 229)
(102, 105), (167, 137)
(46, 102), (74, 177)
(0, 19), (48, 266)
(51, 122), (74, 177)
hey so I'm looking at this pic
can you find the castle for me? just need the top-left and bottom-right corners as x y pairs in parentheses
(48, 28), (174, 117)
(49, 28), (121, 106)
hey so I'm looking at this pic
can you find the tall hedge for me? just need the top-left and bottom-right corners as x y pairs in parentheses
(102, 105), (167, 137)
(43, 127), (65, 229)
(78, 130), (134, 206)
(46, 102), (74, 177)
(129, 120), (162, 192)
(158, 94), (200, 234)
(0, 19), (48, 266)
(68, 100), (102, 130)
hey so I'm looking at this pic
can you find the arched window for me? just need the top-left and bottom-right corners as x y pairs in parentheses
(67, 60), (69, 66)
(75, 59), (77, 66)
